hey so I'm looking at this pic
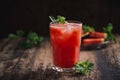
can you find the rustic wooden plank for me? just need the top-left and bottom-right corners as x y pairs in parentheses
(4, 39), (49, 80)
(93, 50), (114, 80)
(0, 38), (25, 80)
(0, 36), (120, 80)
(0, 39), (10, 52)
(93, 45), (120, 80)
(31, 39), (52, 71)
(0, 39), (22, 61)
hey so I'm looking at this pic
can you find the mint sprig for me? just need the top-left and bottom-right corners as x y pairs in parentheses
(8, 30), (25, 40)
(16, 30), (25, 37)
(83, 25), (95, 32)
(20, 32), (44, 49)
(49, 15), (66, 24)
(103, 23), (116, 41)
(8, 33), (18, 40)
(8, 30), (44, 49)
(75, 60), (94, 75)
(49, 16), (58, 23)
(57, 16), (66, 24)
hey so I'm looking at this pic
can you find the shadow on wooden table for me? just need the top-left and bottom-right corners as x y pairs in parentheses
(0, 64), (88, 80)
(94, 42), (120, 80)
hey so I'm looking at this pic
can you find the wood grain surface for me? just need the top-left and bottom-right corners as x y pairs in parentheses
(0, 37), (120, 80)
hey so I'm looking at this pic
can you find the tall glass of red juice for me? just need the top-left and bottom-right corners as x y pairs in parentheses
(50, 21), (82, 72)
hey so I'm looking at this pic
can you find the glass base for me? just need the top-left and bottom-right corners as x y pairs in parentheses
(52, 66), (75, 72)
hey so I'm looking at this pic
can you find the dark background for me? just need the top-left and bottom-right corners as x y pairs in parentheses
(0, 0), (120, 38)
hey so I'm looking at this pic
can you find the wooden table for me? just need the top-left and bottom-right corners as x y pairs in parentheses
(0, 36), (120, 80)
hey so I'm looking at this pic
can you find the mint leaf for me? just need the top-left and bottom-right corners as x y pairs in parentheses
(16, 30), (25, 37)
(8, 33), (18, 40)
(103, 23), (113, 32)
(103, 23), (116, 41)
(20, 32), (44, 49)
(21, 40), (32, 49)
(38, 36), (44, 43)
(57, 15), (66, 24)
(27, 32), (39, 41)
(75, 60), (94, 75)
(49, 16), (58, 23)
(83, 25), (95, 32)
(49, 15), (66, 24)
(8, 30), (24, 40)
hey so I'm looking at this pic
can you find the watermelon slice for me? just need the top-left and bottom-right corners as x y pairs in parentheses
(89, 32), (107, 39)
(83, 38), (104, 46)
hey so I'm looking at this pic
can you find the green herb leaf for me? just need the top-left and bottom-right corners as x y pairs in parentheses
(20, 32), (44, 49)
(21, 40), (32, 49)
(57, 15), (66, 24)
(38, 36), (44, 43)
(8, 30), (24, 40)
(49, 15), (66, 24)
(7, 30), (44, 49)
(27, 32), (39, 41)
(83, 25), (95, 32)
(103, 23), (113, 33)
(16, 30), (25, 37)
(103, 23), (116, 41)
(49, 16), (58, 23)
(75, 60), (94, 75)
(8, 33), (18, 40)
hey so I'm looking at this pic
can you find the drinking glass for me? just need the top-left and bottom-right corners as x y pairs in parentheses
(50, 21), (82, 72)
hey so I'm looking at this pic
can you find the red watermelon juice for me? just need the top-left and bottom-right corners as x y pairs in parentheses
(50, 21), (82, 69)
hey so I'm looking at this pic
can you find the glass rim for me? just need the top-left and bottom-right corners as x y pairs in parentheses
(66, 20), (82, 24)
(50, 20), (82, 24)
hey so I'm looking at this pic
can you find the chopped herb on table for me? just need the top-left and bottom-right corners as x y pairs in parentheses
(20, 32), (44, 49)
(8, 33), (18, 40)
(16, 30), (25, 37)
(8, 30), (25, 40)
(8, 30), (44, 49)
(75, 60), (94, 75)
